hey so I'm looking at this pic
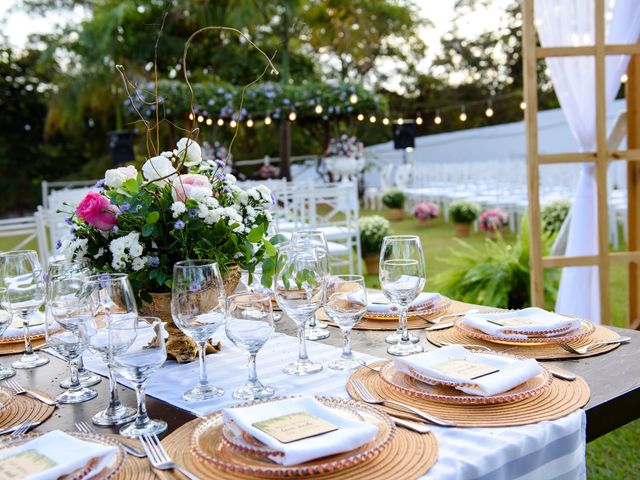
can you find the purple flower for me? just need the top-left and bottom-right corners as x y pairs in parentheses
(189, 281), (201, 292)
(174, 220), (186, 230)
(120, 203), (131, 213)
(148, 256), (160, 267)
(95, 179), (105, 188)
(55, 240), (62, 250)
(188, 208), (197, 218)
(64, 218), (72, 226)
(215, 159), (225, 168)
(112, 225), (119, 233)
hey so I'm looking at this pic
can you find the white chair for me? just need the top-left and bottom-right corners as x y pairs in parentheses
(0, 216), (38, 254)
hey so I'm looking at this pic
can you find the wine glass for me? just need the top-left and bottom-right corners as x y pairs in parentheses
(46, 259), (101, 389)
(225, 292), (275, 400)
(379, 235), (426, 356)
(274, 246), (324, 375)
(112, 317), (167, 438)
(241, 264), (281, 324)
(324, 275), (368, 370)
(171, 260), (225, 402)
(46, 273), (97, 403)
(79, 273), (137, 425)
(0, 250), (49, 369)
(0, 290), (16, 380)
(290, 230), (330, 340)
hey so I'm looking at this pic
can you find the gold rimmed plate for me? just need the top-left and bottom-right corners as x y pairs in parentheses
(191, 396), (395, 477)
(362, 296), (452, 321)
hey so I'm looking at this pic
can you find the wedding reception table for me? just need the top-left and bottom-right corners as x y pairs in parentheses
(2, 301), (639, 479)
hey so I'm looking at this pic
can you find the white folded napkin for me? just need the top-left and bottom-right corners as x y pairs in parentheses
(462, 307), (583, 340)
(394, 345), (542, 397)
(4, 311), (46, 339)
(367, 292), (440, 314)
(0, 430), (118, 480)
(222, 396), (379, 466)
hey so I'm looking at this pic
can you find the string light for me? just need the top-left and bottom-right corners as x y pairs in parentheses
(217, 118), (224, 126)
(230, 119), (237, 128)
(369, 115), (377, 123)
(621, 73), (628, 83)
(188, 113), (194, 121)
(288, 111), (297, 121)
(459, 105), (467, 122)
(485, 100), (494, 117)
(197, 115), (204, 123)
(357, 113), (365, 121)
(382, 117), (390, 125)
(397, 118), (404, 125)
(264, 115), (272, 125)
(520, 101), (527, 110)
(349, 93), (359, 104)
(416, 115), (423, 125)
(315, 104), (323, 114)
(205, 118), (213, 126)
(434, 111), (442, 125)
(247, 118), (254, 127)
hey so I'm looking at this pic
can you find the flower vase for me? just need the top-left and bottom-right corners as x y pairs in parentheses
(387, 208), (405, 221)
(363, 255), (380, 275)
(454, 222), (472, 237)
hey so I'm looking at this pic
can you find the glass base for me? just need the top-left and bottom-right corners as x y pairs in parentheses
(92, 404), (137, 426)
(385, 331), (420, 345)
(56, 387), (98, 404)
(273, 313), (282, 323)
(283, 359), (323, 376)
(182, 384), (224, 402)
(305, 326), (330, 341)
(315, 320), (328, 329)
(119, 418), (167, 438)
(328, 356), (361, 371)
(233, 383), (275, 401)
(60, 371), (102, 389)
(12, 352), (49, 369)
(0, 367), (15, 380)
(387, 341), (424, 356)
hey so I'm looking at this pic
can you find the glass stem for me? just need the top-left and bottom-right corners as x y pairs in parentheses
(341, 329), (353, 359)
(67, 358), (81, 392)
(77, 356), (87, 375)
(133, 382), (149, 427)
(297, 322), (309, 362)
(308, 315), (317, 328)
(399, 306), (410, 343)
(198, 341), (209, 387)
(105, 363), (122, 414)
(247, 353), (259, 386)
(22, 312), (33, 356)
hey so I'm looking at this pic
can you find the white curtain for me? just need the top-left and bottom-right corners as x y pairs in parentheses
(535, 0), (640, 324)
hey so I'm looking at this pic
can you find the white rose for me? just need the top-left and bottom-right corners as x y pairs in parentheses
(104, 165), (137, 189)
(176, 137), (202, 167)
(142, 156), (177, 186)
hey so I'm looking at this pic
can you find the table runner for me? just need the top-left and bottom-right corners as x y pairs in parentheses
(76, 331), (586, 480)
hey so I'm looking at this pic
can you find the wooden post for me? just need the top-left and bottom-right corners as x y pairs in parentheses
(627, 55), (640, 329)
(279, 119), (292, 181)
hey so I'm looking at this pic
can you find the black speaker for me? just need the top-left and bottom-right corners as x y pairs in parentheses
(392, 123), (415, 150)
(108, 130), (135, 164)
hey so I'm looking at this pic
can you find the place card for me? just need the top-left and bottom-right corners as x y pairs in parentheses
(431, 359), (500, 380)
(0, 449), (57, 478)
(486, 317), (543, 327)
(252, 412), (339, 444)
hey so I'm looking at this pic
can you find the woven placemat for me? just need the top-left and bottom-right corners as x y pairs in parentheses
(113, 436), (159, 480)
(0, 337), (46, 355)
(157, 415), (438, 480)
(426, 323), (622, 360)
(347, 364), (590, 428)
(0, 388), (55, 430)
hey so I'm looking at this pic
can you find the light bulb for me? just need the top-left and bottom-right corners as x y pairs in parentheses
(349, 93), (358, 104)
(621, 73), (628, 83)
(382, 117), (390, 125)
(315, 104), (323, 114)
(485, 107), (494, 117)
(230, 119), (237, 128)
(357, 113), (364, 121)
(205, 118), (213, 126)
(459, 112), (467, 122)
(369, 115), (376, 123)
(397, 118), (404, 125)
(217, 118), (224, 126)
(416, 116), (423, 125)
(188, 113), (194, 121)
(520, 101), (527, 110)
(434, 115), (442, 125)
(197, 115), (204, 123)
(288, 111), (297, 121)
(247, 118), (254, 127)
(264, 116), (272, 125)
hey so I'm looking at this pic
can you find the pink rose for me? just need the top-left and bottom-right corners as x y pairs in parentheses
(75, 192), (120, 231)
(171, 174), (213, 202)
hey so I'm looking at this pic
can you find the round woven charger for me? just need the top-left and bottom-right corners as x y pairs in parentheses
(0, 337), (46, 355)
(156, 416), (438, 480)
(348, 364), (590, 427)
(426, 324), (622, 360)
(0, 388), (55, 430)
(113, 436), (157, 480)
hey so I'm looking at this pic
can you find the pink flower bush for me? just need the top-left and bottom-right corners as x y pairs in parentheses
(75, 192), (119, 231)
(171, 174), (213, 202)
(413, 201), (439, 220)
(479, 208), (509, 231)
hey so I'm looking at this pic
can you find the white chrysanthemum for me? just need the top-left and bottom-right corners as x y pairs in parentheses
(189, 187), (212, 203)
(93, 247), (104, 259)
(226, 173), (237, 184)
(171, 201), (186, 218)
(59, 238), (89, 262)
(255, 185), (272, 202)
(109, 232), (144, 271)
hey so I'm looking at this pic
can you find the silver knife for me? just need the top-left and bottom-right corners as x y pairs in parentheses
(548, 368), (577, 381)
(426, 321), (455, 331)
(392, 417), (432, 434)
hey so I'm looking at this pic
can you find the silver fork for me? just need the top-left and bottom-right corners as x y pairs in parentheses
(75, 421), (146, 458)
(352, 379), (454, 427)
(9, 420), (33, 438)
(559, 336), (630, 355)
(139, 433), (200, 480)
(3, 379), (56, 406)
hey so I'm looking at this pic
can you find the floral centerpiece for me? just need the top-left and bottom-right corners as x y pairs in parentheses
(413, 201), (439, 226)
(60, 137), (280, 362)
(325, 134), (364, 158)
(479, 208), (509, 239)
(358, 215), (391, 274)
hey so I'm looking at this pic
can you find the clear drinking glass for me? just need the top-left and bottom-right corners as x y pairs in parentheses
(0, 291), (16, 380)
(379, 235), (426, 356)
(0, 250), (49, 369)
(274, 246), (324, 375)
(46, 274), (97, 403)
(324, 275), (368, 370)
(112, 317), (167, 438)
(171, 260), (225, 402)
(241, 264), (282, 323)
(225, 292), (275, 400)
(79, 273), (137, 425)
(290, 230), (330, 340)
(46, 259), (101, 389)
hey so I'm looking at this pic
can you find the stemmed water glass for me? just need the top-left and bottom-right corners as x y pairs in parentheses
(324, 275), (368, 370)
(241, 264), (281, 323)
(274, 246), (324, 375)
(379, 235), (426, 356)
(112, 317), (167, 438)
(0, 291), (16, 380)
(0, 250), (49, 369)
(290, 230), (330, 340)
(171, 260), (225, 402)
(79, 273), (137, 425)
(225, 292), (275, 400)
(46, 273), (97, 403)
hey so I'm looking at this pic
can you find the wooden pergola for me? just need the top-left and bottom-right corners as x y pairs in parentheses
(522, 0), (640, 328)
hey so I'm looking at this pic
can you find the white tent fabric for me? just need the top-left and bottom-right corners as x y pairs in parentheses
(535, 0), (640, 324)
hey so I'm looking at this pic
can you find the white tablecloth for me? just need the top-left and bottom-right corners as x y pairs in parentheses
(77, 331), (586, 480)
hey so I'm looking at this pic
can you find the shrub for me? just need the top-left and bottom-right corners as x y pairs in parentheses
(541, 199), (571, 235)
(359, 215), (391, 257)
(382, 189), (406, 209)
(479, 208), (508, 231)
(449, 200), (480, 223)
(413, 201), (439, 220)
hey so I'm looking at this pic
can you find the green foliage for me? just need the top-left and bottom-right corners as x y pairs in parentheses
(449, 200), (480, 223)
(358, 215), (391, 257)
(381, 189), (406, 209)
(541, 199), (571, 236)
(433, 218), (559, 309)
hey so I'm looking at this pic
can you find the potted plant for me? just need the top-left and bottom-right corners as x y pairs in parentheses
(413, 201), (439, 227)
(358, 215), (391, 274)
(449, 200), (480, 237)
(382, 189), (406, 220)
(479, 208), (509, 239)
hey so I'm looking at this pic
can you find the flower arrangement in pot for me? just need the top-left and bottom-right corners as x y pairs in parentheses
(479, 208), (509, 239)
(358, 215), (391, 274)
(382, 189), (407, 220)
(448, 200), (480, 237)
(325, 134), (364, 158)
(413, 201), (439, 227)
(61, 137), (282, 363)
